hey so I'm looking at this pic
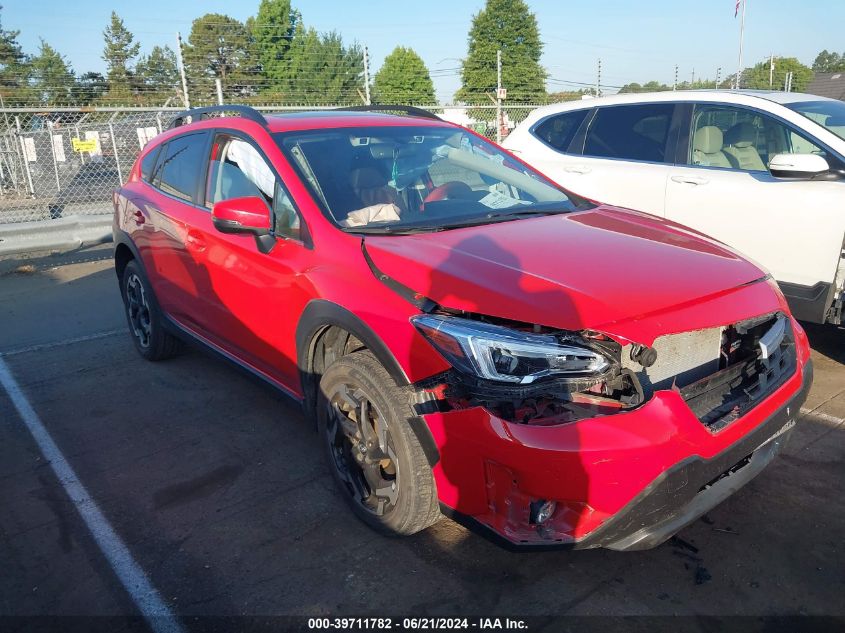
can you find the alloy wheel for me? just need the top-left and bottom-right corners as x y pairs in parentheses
(125, 273), (152, 349)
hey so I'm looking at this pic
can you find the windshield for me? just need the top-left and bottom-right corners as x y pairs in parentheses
(275, 126), (581, 233)
(786, 100), (845, 142)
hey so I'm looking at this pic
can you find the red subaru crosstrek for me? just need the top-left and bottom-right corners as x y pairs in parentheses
(113, 105), (812, 550)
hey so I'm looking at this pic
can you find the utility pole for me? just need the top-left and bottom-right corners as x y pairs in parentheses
(735, 0), (747, 89)
(176, 32), (190, 109)
(673, 65), (678, 91)
(716, 67), (722, 88)
(691, 68), (695, 85)
(496, 49), (503, 144)
(215, 78), (223, 105)
(769, 53), (775, 88)
(363, 46), (371, 106)
(596, 58), (601, 97)
(785, 71), (793, 92)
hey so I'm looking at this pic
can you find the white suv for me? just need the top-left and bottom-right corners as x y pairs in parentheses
(504, 90), (845, 326)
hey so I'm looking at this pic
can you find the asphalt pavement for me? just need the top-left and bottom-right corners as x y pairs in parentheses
(0, 247), (843, 628)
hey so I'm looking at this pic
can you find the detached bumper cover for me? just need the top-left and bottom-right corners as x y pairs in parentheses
(428, 360), (813, 551)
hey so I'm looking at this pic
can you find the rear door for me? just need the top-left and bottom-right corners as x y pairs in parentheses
(664, 103), (845, 322)
(534, 103), (680, 216)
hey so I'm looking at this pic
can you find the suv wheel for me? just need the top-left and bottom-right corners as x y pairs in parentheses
(120, 260), (181, 361)
(317, 351), (440, 536)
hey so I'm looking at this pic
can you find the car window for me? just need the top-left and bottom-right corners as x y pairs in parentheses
(532, 109), (589, 152)
(583, 104), (674, 163)
(688, 104), (826, 172)
(786, 100), (845, 142)
(206, 134), (301, 240)
(153, 133), (208, 203)
(275, 125), (577, 232)
(140, 145), (160, 182)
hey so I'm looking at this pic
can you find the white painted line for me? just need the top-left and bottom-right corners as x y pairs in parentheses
(0, 356), (184, 633)
(800, 407), (845, 428)
(1, 329), (123, 357)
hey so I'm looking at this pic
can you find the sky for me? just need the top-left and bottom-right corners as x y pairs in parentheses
(4, 0), (844, 100)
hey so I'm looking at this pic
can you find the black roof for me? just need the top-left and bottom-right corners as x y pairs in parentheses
(806, 72), (845, 101)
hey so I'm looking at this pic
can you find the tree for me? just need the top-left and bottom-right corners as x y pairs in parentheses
(740, 57), (813, 91)
(136, 45), (178, 101)
(249, 0), (299, 90)
(0, 5), (30, 104)
(74, 71), (108, 103)
(372, 47), (435, 104)
(457, 0), (545, 104)
(812, 50), (845, 73)
(281, 25), (362, 104)
(184, 14), (255, 101)
(30, 40), (75, 105)
(103, 11), (140, 98)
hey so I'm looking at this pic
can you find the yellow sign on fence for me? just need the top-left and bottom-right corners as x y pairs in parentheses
(71, 137), (98, 153)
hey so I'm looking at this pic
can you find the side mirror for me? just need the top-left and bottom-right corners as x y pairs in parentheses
(768, 153), (830, 179)
(212, 196), (271, 236)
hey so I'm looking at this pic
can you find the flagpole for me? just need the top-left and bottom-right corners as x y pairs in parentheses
(735, 0), (747, 89)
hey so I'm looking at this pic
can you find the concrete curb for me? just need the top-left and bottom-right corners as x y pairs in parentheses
(0, 215), (113, 256)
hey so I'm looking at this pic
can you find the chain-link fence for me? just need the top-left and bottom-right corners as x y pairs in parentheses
(0, 104), (543, 225)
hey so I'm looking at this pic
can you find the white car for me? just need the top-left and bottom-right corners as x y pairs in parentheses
(504, 90), (845, 326)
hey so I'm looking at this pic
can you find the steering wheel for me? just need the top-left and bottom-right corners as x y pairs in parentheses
(423, 181), (473, 204)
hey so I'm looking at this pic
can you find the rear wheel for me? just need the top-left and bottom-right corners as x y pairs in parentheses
(120, 259), (181, 361)
(317, 351), (440, 536)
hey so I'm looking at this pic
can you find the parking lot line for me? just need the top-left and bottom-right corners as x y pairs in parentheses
(0, 355), (184, 633)
(1, 329), (124, 357)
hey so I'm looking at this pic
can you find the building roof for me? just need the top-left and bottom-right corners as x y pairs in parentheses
(805, 72), (845, 101)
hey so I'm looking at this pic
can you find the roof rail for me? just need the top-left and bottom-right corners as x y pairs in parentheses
(335, 104), (442, 121)
(168, 105), (268, 129)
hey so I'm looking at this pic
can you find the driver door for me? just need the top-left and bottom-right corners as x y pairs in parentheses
(664, 103), (845, 322)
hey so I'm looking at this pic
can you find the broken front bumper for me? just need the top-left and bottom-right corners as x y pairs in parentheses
(424, 358), (813, 551)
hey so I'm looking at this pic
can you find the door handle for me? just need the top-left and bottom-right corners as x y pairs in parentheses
(564, 165), (592, 174)
(185, 231), (207, 252)
(671, 175), (709, 185)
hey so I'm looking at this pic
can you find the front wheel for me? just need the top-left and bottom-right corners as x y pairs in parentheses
(317, 351), (440, 536)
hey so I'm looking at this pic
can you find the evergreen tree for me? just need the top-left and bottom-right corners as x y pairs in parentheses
(103, 11), (140, 98)
(282, 25), (362, 104)
(74, 71), (108, 104)
(136, 45), (179, 101)
(249, 0), (299, 90)
(31, 40), (75, 105)
(372, 46), (435, 104)
(457, 0), (546, 104)
(184, 14), (255, 101)
(0, 5), (30, 104)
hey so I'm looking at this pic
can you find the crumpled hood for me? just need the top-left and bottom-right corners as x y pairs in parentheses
(363, 206), (769, 341)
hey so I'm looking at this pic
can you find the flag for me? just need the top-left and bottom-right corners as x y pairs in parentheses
(735, 0), (741, 17)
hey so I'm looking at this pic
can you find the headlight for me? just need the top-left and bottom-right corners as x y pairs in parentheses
(412, 314), (611, 384)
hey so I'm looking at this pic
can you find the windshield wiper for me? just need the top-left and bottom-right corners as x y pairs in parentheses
(345, 208), (570, 235)
(344, 224), (445, 235)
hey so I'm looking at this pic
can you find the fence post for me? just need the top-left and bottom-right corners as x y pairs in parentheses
(47, 121), (61, 192)
(108, 116), (123, 183)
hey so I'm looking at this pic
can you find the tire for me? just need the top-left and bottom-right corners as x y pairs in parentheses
(317, 350), (440, 536)
(120, 259), (182, 361)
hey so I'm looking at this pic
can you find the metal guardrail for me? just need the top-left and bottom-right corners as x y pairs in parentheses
(0, 104), (543, 227)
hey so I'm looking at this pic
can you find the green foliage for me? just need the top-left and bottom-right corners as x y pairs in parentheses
(136, 45), (179, 101)
(279, 25), (362, 104)
(812, 50), (845, 73)
(546, 89), (590, 103)
(457, 0), (546, 104)
(102, 11), (140, 97)
(0, 5), (30, 104)
(31, 40), (75, 105)
(372, 46), (434, 104)
(184, 13), (256, 101)
(741, 57), (813, 91)
(74, 71), (108, 103)
(249, 0), (299, 86)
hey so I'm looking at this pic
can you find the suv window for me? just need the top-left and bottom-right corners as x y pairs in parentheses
(533, 109), (589, 152)
(689, 104), (826, 172)
(584, 104), (675, 163)
(206, 134), (301, 240)
(140, 145), (160, 182)
(152, 132), (208, 203)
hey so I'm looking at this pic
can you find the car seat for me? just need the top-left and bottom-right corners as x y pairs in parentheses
(723, 122), (766, 171)
(691, 126), (732, 168)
